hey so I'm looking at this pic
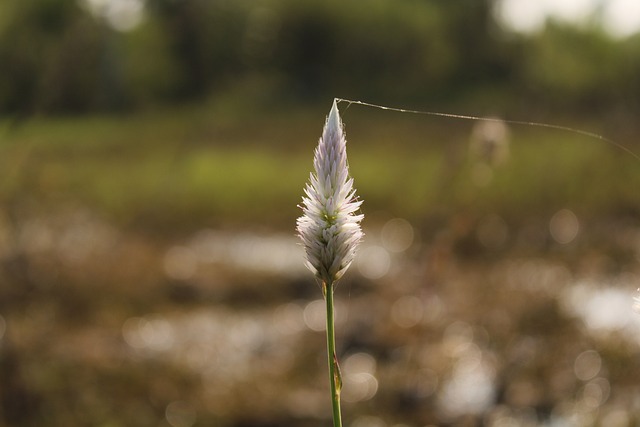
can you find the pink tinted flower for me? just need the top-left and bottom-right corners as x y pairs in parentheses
(297, 100), (363, 284)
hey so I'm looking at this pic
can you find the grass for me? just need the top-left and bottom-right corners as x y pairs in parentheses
(1, 105), (639, 234)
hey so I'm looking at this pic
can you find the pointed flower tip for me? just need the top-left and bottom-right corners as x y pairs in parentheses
(327, 99), (341, 131)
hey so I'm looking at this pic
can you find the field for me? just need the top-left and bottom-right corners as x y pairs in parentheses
(1, 103), (640, 426)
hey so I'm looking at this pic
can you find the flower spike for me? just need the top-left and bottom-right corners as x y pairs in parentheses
(297, 99), (363, 285)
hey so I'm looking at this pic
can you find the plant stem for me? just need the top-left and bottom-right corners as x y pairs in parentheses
(324, 281), (342, 427)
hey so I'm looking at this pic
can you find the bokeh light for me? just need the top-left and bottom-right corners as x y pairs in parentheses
(550, 209), (580, 245)
(163, 246), (198, 281)
(390, 296), (423, 328)
(496, 0), (640, 37)
(381, 218), (414, 253)
(82, 0), (145, 32)
(165, 401), (196, 427)
(573, 350), (602, 381)
(357, 245), (391, 280)
(303, 299), (326, 332)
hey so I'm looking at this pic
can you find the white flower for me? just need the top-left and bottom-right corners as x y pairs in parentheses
(297, 99), (363, 285)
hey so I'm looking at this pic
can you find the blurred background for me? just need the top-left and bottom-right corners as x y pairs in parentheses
(2, 0), (640, 426)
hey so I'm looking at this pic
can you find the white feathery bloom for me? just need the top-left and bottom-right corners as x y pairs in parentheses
(297, 99), (363, 285)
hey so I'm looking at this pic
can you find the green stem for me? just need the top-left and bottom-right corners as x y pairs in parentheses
(324, 281), (342, 427)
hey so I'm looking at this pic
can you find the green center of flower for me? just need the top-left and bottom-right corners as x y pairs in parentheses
(323, 212), (337, 224)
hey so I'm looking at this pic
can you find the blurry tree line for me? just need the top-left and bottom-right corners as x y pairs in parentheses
(1, 0), (639, 116)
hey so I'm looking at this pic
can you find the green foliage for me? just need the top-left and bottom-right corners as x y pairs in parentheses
(121, 19), (184, 104)
(0, 0), (637, 115)
(521, 23), (625, 109)
(1, 107), (638, 233)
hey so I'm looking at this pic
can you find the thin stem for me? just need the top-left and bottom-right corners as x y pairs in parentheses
(324, 281), (342, 427)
